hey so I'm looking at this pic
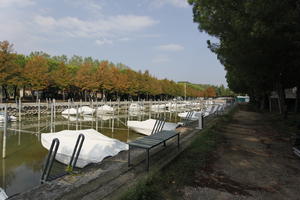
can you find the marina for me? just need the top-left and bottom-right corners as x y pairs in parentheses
(0, 99), (226, 197)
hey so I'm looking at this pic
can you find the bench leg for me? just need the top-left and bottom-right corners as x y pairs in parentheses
(163, 141), (166, 147)
(146, 149), (149, 171)
(128, 145), (131, 167)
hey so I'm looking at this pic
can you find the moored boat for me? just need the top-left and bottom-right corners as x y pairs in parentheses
(127, 119), (179, 136)
(41, 129), (128, 168)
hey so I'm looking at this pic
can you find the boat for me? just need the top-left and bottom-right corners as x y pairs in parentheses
(128, 110), (145, 116)
(150, 104), (166, 112)
(0, 112), (17, 122)
(0, 188), (8, 200)
(97, 105), (115, 114)
(78, 106), (95, 115)
(97, 115), (116, 121)
(129, 103), (144, 111)
(127, 119), (179, 136)
(61, 108), (77, 115)
(41, 129), (128, 168)
(178, 111), (204, 121)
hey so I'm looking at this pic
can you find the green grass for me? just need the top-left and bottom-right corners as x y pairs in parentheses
(119, 107), (237, 200)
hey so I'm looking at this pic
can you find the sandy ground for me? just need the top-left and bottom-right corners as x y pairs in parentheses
(182, 108), (300, 200)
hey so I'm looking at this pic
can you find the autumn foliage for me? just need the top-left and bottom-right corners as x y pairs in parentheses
(0, 41), (217, 100)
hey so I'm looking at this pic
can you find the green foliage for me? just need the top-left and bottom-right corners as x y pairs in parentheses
(189, 0), (300, 110)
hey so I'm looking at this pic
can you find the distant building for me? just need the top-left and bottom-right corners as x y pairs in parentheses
(236, 95), (250, 103)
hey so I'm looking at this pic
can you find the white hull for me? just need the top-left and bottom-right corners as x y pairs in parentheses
(0, 115), (17, 122)
(97, 105), (115, 114)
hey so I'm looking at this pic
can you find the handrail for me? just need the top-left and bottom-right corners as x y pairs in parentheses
(151, 118), (165, 135)
(68, 134), (85, 171)
(41, 138), (60, 183)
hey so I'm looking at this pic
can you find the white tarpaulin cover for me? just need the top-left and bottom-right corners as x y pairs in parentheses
(41, 129), (128, 168)
(127, 119), (178, 136)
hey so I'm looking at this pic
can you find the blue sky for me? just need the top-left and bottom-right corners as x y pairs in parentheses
(0, 0), (227, 86)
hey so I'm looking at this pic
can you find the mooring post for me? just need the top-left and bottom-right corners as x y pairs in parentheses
(117, 98), (120, 116)
(50, 103), (54, 133)
(18, 97), (22, 122)
(196, 113), (204, 130)
(18, 121), (21, 145)
(2, 105), (8, 159)
(76, 103), (79, 130)
(53, 99), (56, 119)
(38, 99), (41, 121)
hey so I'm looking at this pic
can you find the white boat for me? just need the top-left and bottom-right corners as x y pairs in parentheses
(97, 115), (116, 121)
(178, 111), (204, 121)
(128, 110), (145, 116)
(0, 188), (8, 200)
(127, 119), (179, 136)
(41, 129), (128, 168)
(61, 108), (77, 115)
(79, 106), (95, 115)
(61, 115), (95, 122)
(0, 112), (17, 122)
(150, 104), (166, 112)
(129, 103), (144, 111)
(97, 105), (115, 114)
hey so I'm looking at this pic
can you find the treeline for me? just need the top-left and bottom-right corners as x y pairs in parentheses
(0, 41), (221, 101)
(178, 81), (234, 97)
(189, 0), (300, 113)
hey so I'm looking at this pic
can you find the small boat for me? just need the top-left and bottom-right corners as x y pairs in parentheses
(178, 111), (204, 121)
(97, 115), (116, 121)
(150, 104), (166, 112)
(41, 129), (128, 168)
(128, 110), (145, 116)
(78, 106), (95, 115)
(129, 103), (144, 111)
(0, 188), (8, 200)
(61, 108), (78, 115)
(97, 105), (115, 114)
(127, 119), (179, 136)
(0, 112), (17, 122)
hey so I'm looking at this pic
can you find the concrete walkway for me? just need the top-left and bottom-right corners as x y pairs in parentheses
(182, 108), (300, 200)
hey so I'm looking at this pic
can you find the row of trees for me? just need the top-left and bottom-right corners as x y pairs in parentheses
(0, 41), (223, 101)
(189, 0), (300, 113)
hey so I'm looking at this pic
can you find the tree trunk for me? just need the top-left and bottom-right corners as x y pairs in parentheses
(31, 90), (35, 100)
(277, 81), (287, 118)
(13, 85), (18, 100)
(62, 90), (65, 101)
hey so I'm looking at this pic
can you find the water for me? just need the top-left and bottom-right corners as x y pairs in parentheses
(0, 110), (181, 196)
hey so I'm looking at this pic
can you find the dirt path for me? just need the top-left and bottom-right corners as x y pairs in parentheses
(183, 108), (300, 200)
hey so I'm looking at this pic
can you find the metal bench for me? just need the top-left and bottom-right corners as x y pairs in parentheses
(128, 119), (180, 171)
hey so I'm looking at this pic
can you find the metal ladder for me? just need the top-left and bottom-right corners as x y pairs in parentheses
(41, 134), (85, 183)
(41, 138), (60, 183)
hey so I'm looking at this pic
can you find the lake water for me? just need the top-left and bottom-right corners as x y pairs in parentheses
(0, 110), (181, 196)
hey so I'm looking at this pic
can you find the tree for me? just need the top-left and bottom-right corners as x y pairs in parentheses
(0, 40), (17, 100)
(23, 56), (49, 99)
(189, 0), (300, 113)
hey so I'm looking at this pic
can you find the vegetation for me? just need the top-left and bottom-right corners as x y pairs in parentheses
(0, 40), (232, 101)
(120, 107), (237, 200)
(188, 0), (300, 113)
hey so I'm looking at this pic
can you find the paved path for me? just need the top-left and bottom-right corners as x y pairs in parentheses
(183, 108), (300, 200)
